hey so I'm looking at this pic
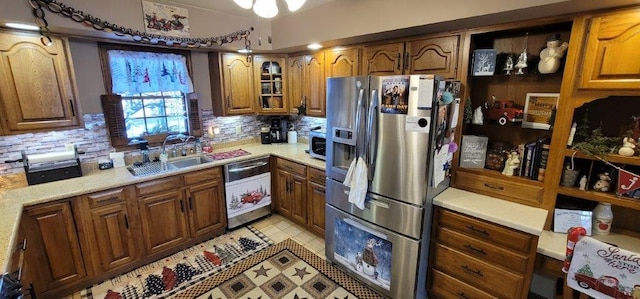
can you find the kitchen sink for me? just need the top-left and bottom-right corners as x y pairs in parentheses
(168, 155), (214, 168)
(127, 155), (214, 176)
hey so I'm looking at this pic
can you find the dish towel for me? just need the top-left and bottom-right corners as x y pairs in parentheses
(343, 157), (368, 210)
(567, 236), (640, 298)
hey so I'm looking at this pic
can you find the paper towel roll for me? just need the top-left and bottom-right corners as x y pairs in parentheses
(28, 150), (76, 163)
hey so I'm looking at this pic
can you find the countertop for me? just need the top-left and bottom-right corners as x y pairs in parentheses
(0, 142), (325, 272)
(6, 142), (635, 273)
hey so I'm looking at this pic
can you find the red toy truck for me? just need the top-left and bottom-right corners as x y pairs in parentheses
(484, 100), (524, 125)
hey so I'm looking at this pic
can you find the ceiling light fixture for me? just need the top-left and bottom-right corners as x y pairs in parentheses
(4, 22), (39, 31)
(234, 0), (253, 9)
(233, 0), (306, 19)
(307, 43), (322, 50)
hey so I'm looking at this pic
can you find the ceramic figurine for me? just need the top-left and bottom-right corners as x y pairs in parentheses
(618, 137), (636, 157)
(538, 34), (569, 74)
(515, 51), (527, 74)
(503, 55), (514, 75)
(593, 172), (612, 192)
(501, 152), (520, 176)
(472, 106), (484, 125)
(579, 175), (587, 190)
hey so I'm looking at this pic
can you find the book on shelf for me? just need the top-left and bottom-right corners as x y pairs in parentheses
(536, 138), (551, 182)
(522, 141), (537, 178)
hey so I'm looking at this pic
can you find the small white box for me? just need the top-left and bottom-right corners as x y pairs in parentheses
(553, 208), (592, 236)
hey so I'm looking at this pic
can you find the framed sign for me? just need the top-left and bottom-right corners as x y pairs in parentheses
(472, 49), (497, 76)
(459, 135), (488, 168)
(522, 93), (560, 130)
(142, 1), (190, 38)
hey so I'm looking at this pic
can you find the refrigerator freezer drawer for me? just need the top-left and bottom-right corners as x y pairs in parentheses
(326, 179), (423, 239)
(325, 205), (421, 299)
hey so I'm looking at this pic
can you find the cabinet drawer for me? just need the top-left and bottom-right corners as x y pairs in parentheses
(183, 167), (221, 185)
(438, 209), (533, 253)
(277, 158), (306, 176)
(436, 226), (529, 273)
(453, 170), (543, 206)
(86, 187), (127, 208)
(308, 167), (325, 184)
(135, 176), (183, 197)
(433, 244), (524, 299)
(431, 269), (497, 299)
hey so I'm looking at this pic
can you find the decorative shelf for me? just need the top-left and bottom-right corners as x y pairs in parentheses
(557, 186), (640, 210)
(458, 167), (544, 185)
(564, 149), (640, 165)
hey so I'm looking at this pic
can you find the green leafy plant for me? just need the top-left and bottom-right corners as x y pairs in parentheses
(572, 127), (620, 158)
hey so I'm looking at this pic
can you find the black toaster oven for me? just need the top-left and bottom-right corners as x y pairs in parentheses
(309, 129), (326, 160)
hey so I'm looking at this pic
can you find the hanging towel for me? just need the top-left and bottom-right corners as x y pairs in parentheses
(567, 236), (640, 298)
(343, 157), (368, 210)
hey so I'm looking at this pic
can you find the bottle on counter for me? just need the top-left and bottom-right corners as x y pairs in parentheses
(195, 138), (203, 153)
(593, 203), (613, 235)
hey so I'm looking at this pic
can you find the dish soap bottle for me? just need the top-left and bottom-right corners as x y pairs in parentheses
(593, 203), (613, 235)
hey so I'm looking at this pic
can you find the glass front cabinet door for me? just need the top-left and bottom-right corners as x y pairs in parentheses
(254, 56), (288, 114)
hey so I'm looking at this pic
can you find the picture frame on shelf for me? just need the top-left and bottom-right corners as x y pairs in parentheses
(521, 93), (560, 130)
(472, 49), (497, 76)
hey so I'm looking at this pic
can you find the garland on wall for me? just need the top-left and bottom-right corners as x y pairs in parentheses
(27, 0), (253, 50)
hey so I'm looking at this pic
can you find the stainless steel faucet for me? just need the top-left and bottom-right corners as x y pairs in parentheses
(180, 135), (195, 156)
(162, 133), (190, 155)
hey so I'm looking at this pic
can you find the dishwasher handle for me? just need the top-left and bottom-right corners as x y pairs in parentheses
(227, 161), (268, 173)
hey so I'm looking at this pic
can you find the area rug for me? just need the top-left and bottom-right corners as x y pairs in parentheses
(82, 225), (272, 299)
(175, 239), (384, 299)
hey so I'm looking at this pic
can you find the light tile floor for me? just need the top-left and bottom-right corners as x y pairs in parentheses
(63, 214), (325, 299)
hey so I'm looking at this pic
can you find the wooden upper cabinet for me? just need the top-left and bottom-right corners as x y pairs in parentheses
(253, 55), (288, 115)
(406, 35), (459, 78)
(363, 42), (404, 75)
(576, 8), (640, 90)
(325, 47), (360, 78)
(211, 52), (254, 116)
(287, 55), (305, 114)
(0, 31), (82, 135)
(304, 52), (325, 117)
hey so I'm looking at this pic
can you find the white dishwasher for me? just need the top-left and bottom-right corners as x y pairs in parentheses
(224, 157), (272, 229)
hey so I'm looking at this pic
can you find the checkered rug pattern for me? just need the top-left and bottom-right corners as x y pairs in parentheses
(81, 225), (273, 299)
(175, 239), (384, 299)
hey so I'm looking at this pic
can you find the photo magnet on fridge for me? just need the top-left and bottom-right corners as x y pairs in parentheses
(381, 76), (410, 114)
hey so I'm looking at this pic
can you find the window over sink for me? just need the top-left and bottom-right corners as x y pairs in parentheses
(98, 44), (201, 149)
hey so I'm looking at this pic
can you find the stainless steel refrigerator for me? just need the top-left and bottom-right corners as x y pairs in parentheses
(324, 75), (452, 299)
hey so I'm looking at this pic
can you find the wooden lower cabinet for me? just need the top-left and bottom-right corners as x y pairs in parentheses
(307, 167), (326, 236)
(274, 158), (326, 237)
(429, 207), (538, 299)
(184, 168), (227, 238)
(74, 187), (141, 276)
(21, 201), (86, 296)
(138, 189), (189, 255)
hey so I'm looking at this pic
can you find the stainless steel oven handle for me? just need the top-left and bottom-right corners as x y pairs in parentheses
(227, 161), (268, 173)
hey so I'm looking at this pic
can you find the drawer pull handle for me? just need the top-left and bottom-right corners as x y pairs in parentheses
(467, 225), (490, 236)
(96, 196), (120, 205)
(461, 265), (483, 276)
(456, 292), (469, 299)
(483, 183), (504, 190)
(464, 244), (487, 255)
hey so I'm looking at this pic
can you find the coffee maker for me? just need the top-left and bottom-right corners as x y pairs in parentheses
(270, 117), (288, 143)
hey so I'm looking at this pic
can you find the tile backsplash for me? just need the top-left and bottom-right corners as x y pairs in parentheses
(0, 111), (325, 175)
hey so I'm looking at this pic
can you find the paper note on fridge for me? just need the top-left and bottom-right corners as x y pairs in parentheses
(417, 77), (434, 109)
(406, 116), (430, 133)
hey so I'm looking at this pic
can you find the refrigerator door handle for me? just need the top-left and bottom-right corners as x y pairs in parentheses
(354, 88), (365, 158)
(366, 89), (379, 178)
